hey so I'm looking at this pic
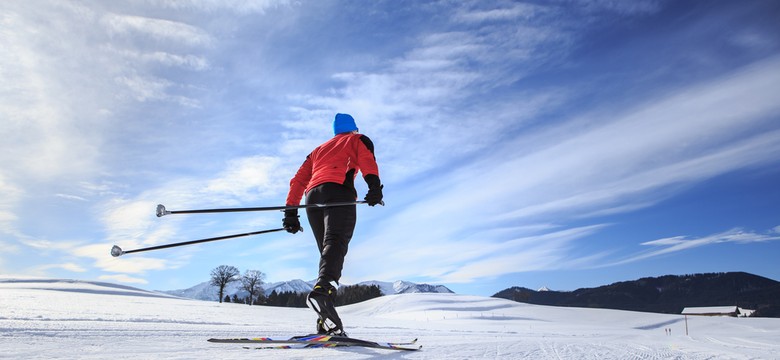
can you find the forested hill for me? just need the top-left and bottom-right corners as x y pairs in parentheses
(493, 272), (780, 317)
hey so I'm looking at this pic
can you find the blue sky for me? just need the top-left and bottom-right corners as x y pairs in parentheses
(2, 0), (779, 296)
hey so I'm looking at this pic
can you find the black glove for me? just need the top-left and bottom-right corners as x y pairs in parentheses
(364, 174), (384, 206)
(282, 209), (302, 234)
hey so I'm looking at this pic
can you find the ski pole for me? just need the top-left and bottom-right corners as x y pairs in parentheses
(110, 227), (287, 257)
(156, 200), (383, 217)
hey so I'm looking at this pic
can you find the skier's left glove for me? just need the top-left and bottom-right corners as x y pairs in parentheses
(364, 175), (384, 206)
(283, 209), (302, 234)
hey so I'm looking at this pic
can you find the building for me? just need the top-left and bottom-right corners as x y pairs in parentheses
(681, 306), (755, 317)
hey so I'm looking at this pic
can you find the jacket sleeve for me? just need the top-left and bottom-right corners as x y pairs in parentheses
(286, 155), (313, 206)
(356, 135), (381, 187)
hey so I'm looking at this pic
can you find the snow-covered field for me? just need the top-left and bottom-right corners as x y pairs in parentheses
(1, 278), (778, 359)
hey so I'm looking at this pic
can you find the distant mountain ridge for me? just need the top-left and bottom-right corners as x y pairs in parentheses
(493, 272), (780, 318)
(360, 280), (453, 295)
(161, 279), (453, 301)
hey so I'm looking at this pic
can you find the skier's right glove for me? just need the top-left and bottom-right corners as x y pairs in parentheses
(283, 209), (302, 234)
(364, 174), (384, 206)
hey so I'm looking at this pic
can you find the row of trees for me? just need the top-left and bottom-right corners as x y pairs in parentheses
(209, 265), (383, 307)
(209, 265), (265, 305)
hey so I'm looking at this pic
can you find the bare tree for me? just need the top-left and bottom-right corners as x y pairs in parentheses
(240, 270), (266, 306)
(210, 265), (240, 303)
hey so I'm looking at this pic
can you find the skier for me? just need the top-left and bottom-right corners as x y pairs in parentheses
(283, 113), (383, 336)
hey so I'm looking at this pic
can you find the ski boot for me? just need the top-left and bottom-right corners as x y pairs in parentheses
(307, 282), (347, 336)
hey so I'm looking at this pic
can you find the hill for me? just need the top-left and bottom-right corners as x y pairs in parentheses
(493, 272), (780, 317)
(2, 277), (779, 359)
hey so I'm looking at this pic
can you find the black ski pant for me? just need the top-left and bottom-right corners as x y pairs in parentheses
(305, 182), (356, 285)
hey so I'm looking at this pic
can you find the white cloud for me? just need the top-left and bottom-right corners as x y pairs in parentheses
(457, 55), (780, 223)
(34, 263), (88, 273)
(0, 174), (23, 237)
(74, 243), (170, 275)
(127, 49), (211, 71)
(55, 194), (89, 202)
(99, 274), (148, 284)
(100, 199), (159, 240)
(102, 14), (213, 47)
(286, 12), (573, 180)
(2, 1), (779, 290)
(347, 55), (780, 284)
(608, 227), (780, 265)
(580, 0), (663, 15)
(205, 156), (285, 201)
(18, 238), (83, 252)
(349, 220), (608, 284)
(77, 153), (288, 279)
(148, 0), (291, 15)
(454, 3), (541, 24)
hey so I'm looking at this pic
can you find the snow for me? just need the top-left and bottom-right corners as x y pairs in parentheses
(162, 279), (452, 301)
(681, 306), (738, 315)
(2, 278), (779, 359)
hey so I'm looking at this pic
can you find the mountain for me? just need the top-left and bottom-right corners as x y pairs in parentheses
(161, 280), (303, 301)
(161, 279), (453, 301)
(493, 272), (780, 318)
(162, 280), (240, 300)
(359, 280), (454, 295)
(264, 279), (315, 295)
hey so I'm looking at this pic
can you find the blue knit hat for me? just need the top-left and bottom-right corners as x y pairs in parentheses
(333, 113), (358, 135)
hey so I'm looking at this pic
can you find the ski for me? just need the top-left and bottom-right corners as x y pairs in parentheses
(208, 334), (421, 351)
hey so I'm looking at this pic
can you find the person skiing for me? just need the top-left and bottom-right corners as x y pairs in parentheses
(283, 113), (383, 336)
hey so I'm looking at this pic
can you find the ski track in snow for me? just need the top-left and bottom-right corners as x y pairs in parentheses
(1, 278), (779, 359)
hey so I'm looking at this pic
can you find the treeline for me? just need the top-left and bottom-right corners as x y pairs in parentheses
(493, 272), (780, 317)
(210, 265), (382, 307)
(221, 284), (382, 307)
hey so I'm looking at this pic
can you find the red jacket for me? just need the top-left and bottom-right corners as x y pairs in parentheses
(286, 133), (379, 206)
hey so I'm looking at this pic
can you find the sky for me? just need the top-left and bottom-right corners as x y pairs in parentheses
(1, 0), (779, 296)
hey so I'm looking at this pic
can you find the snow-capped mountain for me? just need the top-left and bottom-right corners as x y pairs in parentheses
(360, 280), (454, 295)
(162, 280), (244, 301)
(264, 279), (316, 295)
(161, 279), (452, 301)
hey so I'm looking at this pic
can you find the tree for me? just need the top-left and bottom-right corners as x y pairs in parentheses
(336, 284), (382, 306)
(210, 265), (240, 303)
(240, 270), (266, 306)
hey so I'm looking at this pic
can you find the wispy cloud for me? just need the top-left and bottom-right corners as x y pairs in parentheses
(99, 274), (149, 284)
(34, 263), (88, 274)
(2, 1), (779, 290)
(286, 3), (575, 181)
(347, 55), (780, 283)
(148, 0), (291, 15)
(60, 154), (288, 277)
(205, 156), (286, 202)
(102, 14), (214, 47)
(609, 227), (780, 265)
